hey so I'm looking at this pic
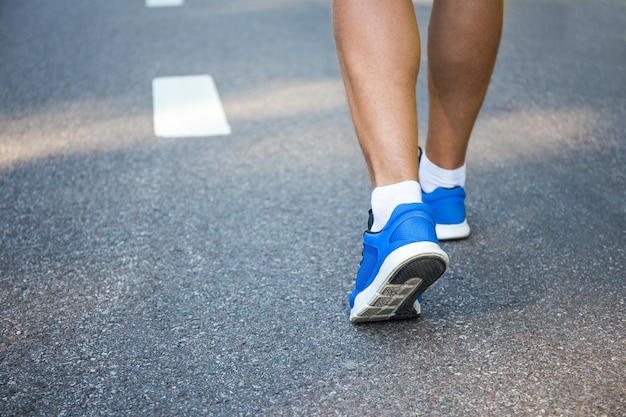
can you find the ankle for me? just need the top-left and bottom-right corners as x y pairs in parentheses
(419, 152), (466, 193)
(370, 180), (422, 232)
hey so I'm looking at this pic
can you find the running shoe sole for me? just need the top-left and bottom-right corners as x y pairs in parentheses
(350, 241), (449, 323)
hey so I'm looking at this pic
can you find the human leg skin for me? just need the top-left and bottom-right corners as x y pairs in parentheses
(333, 1), (448, 322)
(333, 0), (421, 188)
(425, 0), (504, 169)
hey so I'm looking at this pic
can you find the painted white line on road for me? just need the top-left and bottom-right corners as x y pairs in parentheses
(146, 0), (184, 7)
(152, 75), (231, 138)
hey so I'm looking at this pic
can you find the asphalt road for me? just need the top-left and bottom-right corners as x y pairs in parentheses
(1, 0), (625, 415)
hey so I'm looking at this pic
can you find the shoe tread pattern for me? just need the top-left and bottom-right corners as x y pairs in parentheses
(351, 255), (447, 323)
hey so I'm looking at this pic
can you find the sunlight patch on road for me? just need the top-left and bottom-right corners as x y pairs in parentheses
(468, 107), (602, 167)
(223, 79), (347, 123)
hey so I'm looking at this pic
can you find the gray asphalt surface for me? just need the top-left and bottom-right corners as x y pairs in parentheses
(1, 0), (625, 415)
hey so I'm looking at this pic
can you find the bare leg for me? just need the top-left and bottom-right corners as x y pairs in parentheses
(334, 0), (502, 322)
(334, 1), (451, 323)
(425, 0), (503, 169)
(333, 0), (421, 187)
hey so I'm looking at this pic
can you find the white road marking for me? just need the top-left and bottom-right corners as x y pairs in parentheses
(146, 0), (184, 7)
(152, 75), (231, 138)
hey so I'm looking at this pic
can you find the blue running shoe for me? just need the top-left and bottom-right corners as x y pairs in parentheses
(349, 203), (449, 323)
(423, 187), (471, 241)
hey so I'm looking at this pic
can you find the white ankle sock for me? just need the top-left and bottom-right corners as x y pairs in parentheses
(370, 180), (422, 232)
(419, 152), (466, 193)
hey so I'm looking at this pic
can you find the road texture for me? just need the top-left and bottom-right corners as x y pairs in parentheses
(1, 0), (624, 415)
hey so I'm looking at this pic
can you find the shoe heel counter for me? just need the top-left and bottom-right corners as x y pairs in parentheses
(389, 214), (438, 244)
(424, 188), (467, 225)
(435, 198), (466, 224)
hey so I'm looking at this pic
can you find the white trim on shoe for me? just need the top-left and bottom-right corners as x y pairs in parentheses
(435, 219), (471, 241)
